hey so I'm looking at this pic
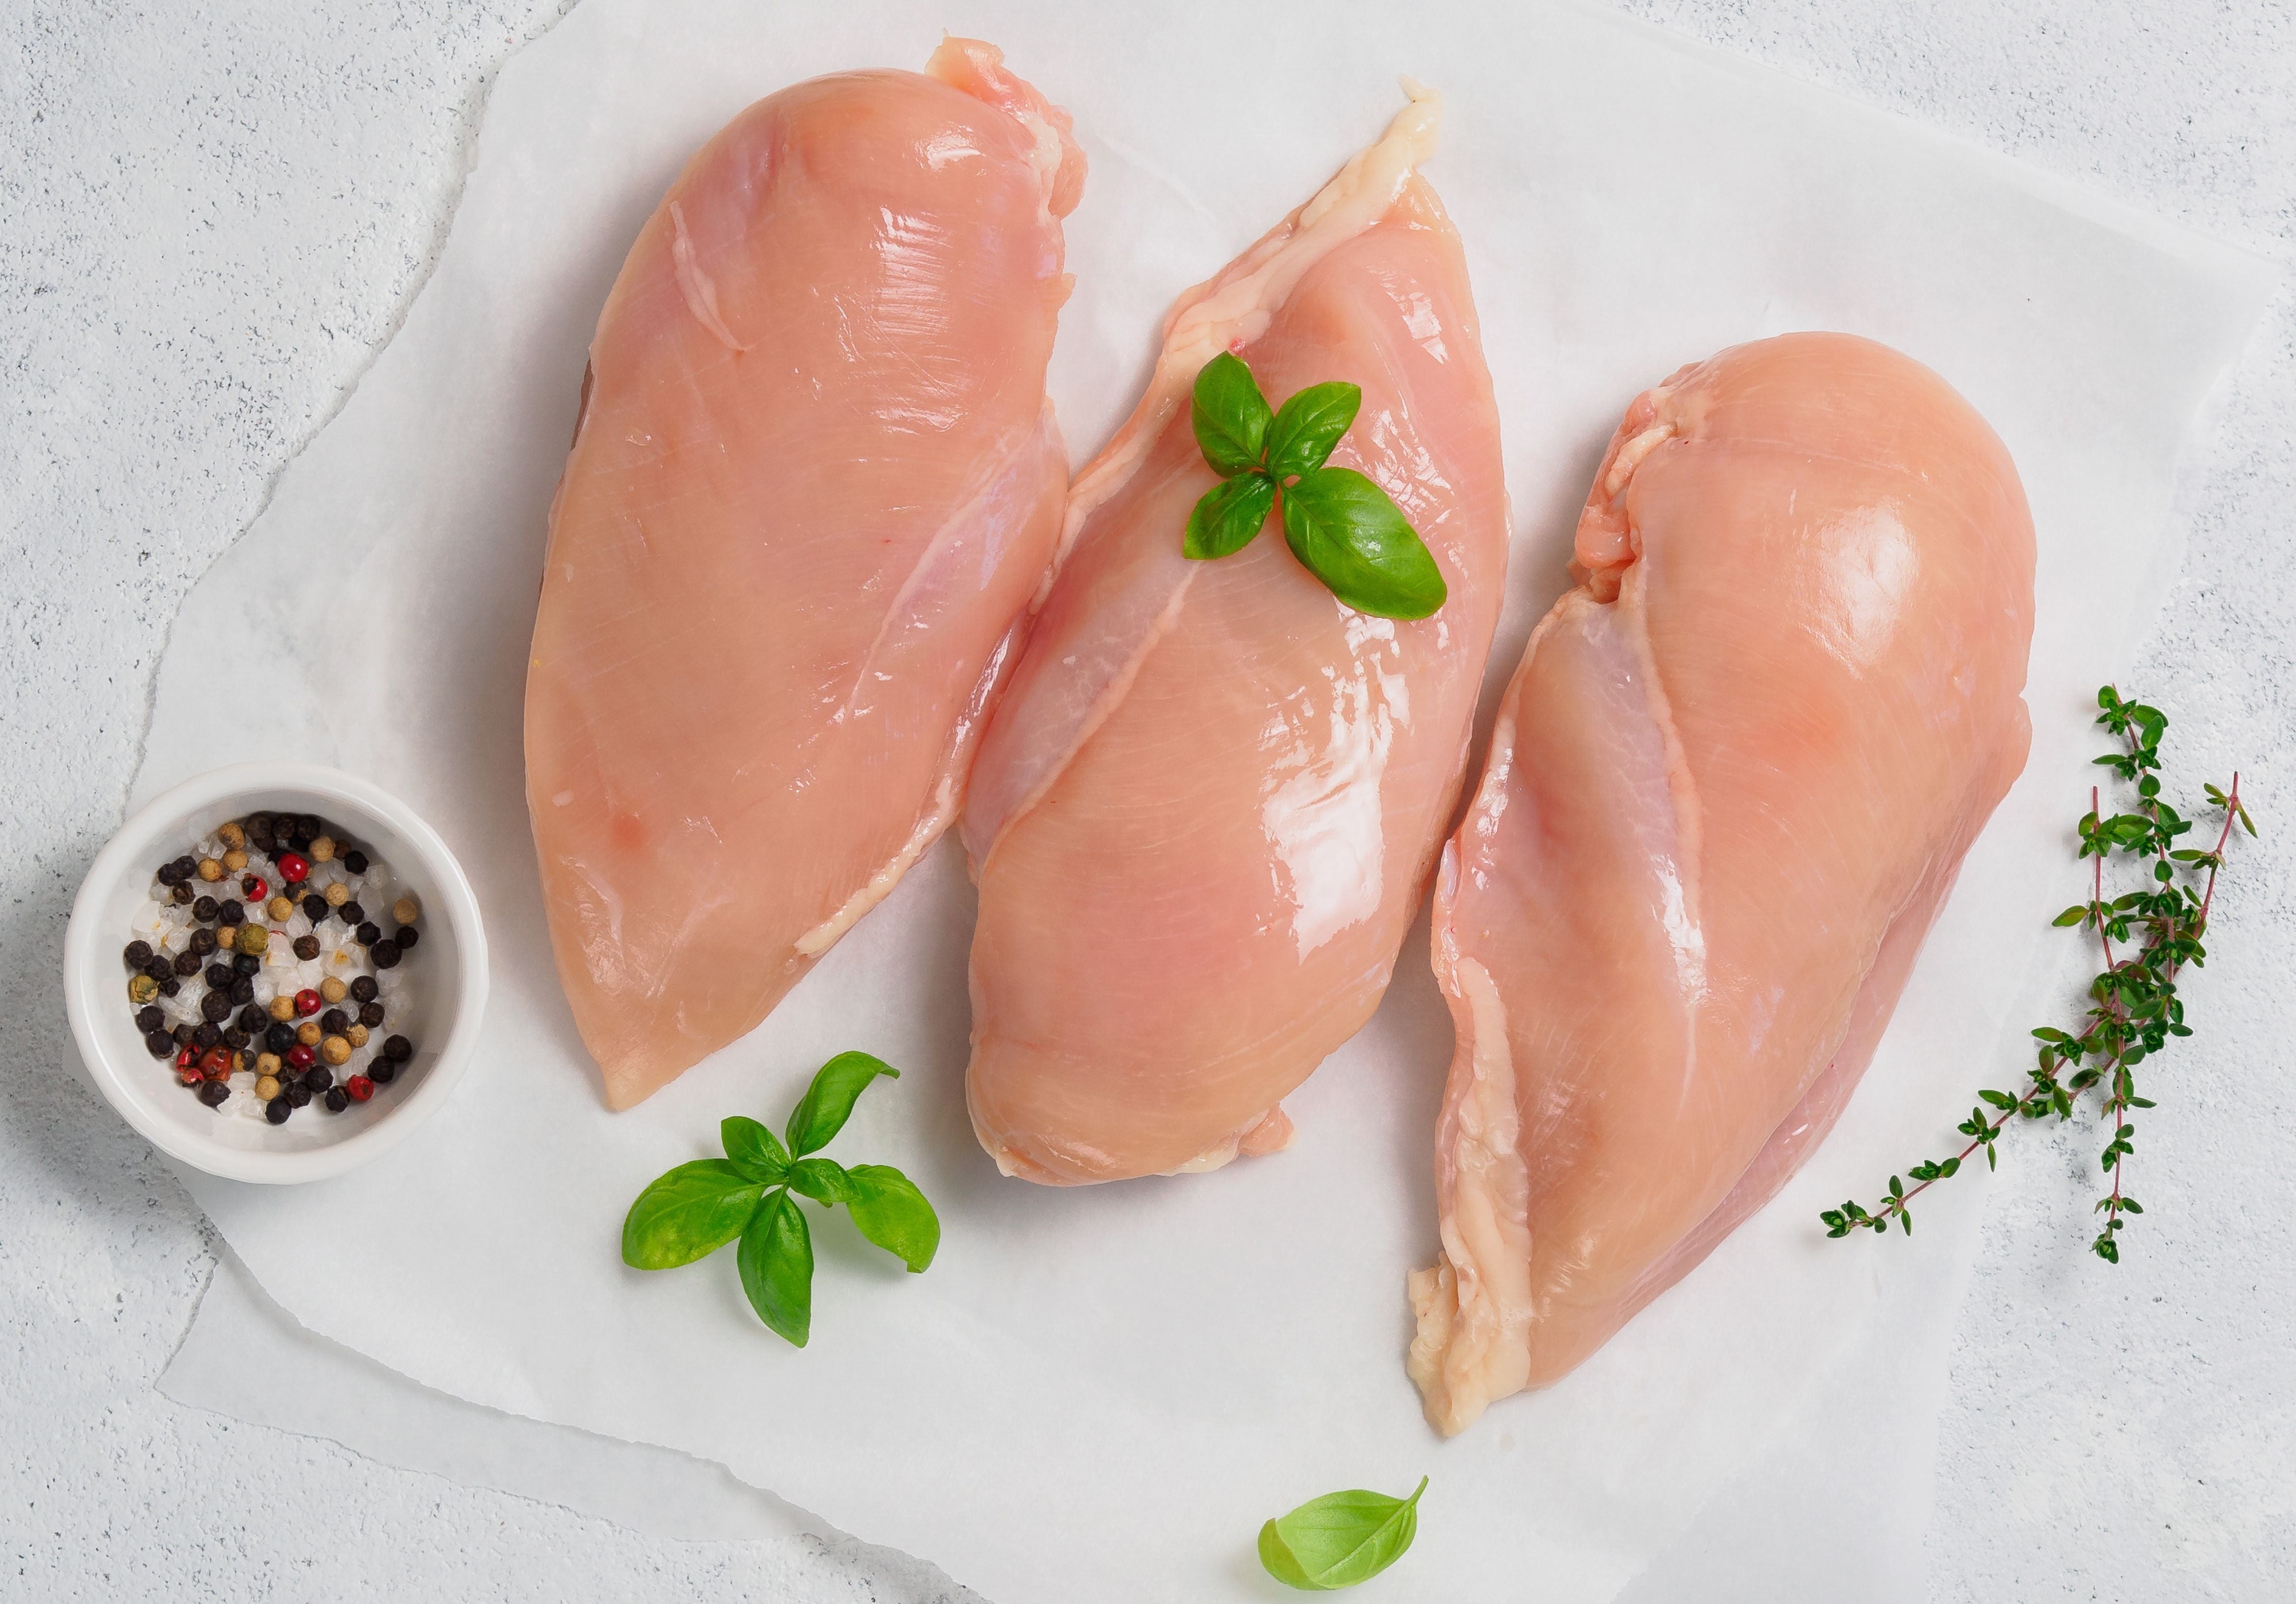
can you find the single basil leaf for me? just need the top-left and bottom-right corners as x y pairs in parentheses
(1258, 1477), (1427, 1591)
(720, 1115), (788, 1183)
(1281, 467), (1447, 620)
(1265, 381), (1361, 482)
(844, 1164), (940, 1273)
(1191, 351), (1273, 477)
(1183, 472), (1276, 561)
(784, 1050), (898, 1157)
(786, 1156), (859, 1205)
(621, 1160), (767, 1271)
(737, 1189), (813, 1347)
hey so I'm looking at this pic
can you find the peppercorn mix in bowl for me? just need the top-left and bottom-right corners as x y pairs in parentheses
(65, 765), (489, 1183)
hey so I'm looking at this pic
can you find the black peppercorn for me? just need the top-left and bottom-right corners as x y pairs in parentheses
(368, 1060), (397, 1086)
(189, 927), (217, 956)
(221, 1027), (249, 1052)
(343, 850), (368, 875)
(125, 941), (154, 970)
(144, 1030), (173, 1058)
(265, 1023), (296, 1054)
(301, 1066), (332, 1093)
(371, 941), (401, 970)
(203, 962), (233, 989)
(394, 925), (420, 951)
(155, 862), (181, 887)
(320, 1008), (350, 1035)
(236, 1005), (267, 1032)
(158, 978), (180, 998)
(349, 976), (377, 1003)
(339, 900), (365, 926)
(135, 1004), (166, 1033)
(229, 978), (255, 1005)
(172, 855), (197, 880)
(358, 1001), (387, 1028)
(301, 893), (327, 921)
(382, 1035), (413, 1063)
(233, 952), (260, 976)
(199, 992), (232, 1024)
(170, 884), (195, 905)
(285, 1082), (313, 1108)
(264, 1097), (291, 1125)
(219, 898), (244, 924)
(192, 1023), (220, 1050)
(172, 950), (202, 977)
(144, 955), (174, 983)
(246, 812), (273, 838)
(355, 921), (381, 946)
(301, 814), (325, 839)
(171, 1023), (195, 1046)
(193, 895), (219, 922)
(323, 1087), (349, 1113)
(197, 1079), (232, 1109)
(292, 935), (320, 961)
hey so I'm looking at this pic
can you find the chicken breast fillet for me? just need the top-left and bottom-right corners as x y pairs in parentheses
(961, 89), (1509, 1184)
(525, 41), (1084, 1109)
(1408, 333), (2035, 1433)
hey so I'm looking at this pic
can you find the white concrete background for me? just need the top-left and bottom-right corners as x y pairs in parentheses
(3, 1), (2290, 1598)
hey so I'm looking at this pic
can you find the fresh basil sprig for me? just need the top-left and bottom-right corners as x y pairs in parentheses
(621, 1051), (940, 1346)
(1183, 352), (1446, 621)
(1258, 1476), (1428, 1591)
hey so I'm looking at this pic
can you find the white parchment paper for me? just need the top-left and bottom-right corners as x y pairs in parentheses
(131, 0), (2271, 1598)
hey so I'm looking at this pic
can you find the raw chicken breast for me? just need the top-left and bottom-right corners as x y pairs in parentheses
(525, 41), (1084, 1109)
(1408, 333), (2035, 1433)
(962, 89), (1508, 1184)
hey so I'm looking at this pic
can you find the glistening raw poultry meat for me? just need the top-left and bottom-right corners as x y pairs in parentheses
(525, 41), (1085, 1109)
(961, 88), (1509, 1184)
(1408, 333), (2036, 1433)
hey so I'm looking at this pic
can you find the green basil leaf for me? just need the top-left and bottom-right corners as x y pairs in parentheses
(720, 1115), (788, 1183)
(621, 1160), (767, 1270)
(786, 1156), (859, 1205)
(1257, 1477), (1427, 1591)
(784, 1050), (898, 1157)
(1183, 472), (1276, 561)
(1191, 350), (1273, 477)
(738, 1189), (813, 1347)
(1265, 381), (1361, 481)
(1280, 467), (1446, 620)
(844, 1164), (941, 1273)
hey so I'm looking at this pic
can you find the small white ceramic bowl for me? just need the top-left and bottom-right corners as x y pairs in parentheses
(64, 764), (489, 1183)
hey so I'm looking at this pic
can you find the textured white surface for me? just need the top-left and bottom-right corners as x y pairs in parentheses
(1, 2), (2290, 1601)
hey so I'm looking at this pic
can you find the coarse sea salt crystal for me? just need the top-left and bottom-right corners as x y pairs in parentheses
(225, 1072), (262, 1120)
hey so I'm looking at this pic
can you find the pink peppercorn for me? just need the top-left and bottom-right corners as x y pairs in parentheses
(294, 988), (322, 1016)
(344, 1075), (374, 1103)
(286, 1044), (316, 1070)
(278, 853), (310, 885)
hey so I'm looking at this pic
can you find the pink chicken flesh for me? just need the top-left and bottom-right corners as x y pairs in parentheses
(525, 41), (1085, 1109)
(961, 91), (1509, 1184)
(1408, 333), (2035, 1433)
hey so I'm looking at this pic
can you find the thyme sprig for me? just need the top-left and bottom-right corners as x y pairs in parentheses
(1822, 686), (2253, 1260)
